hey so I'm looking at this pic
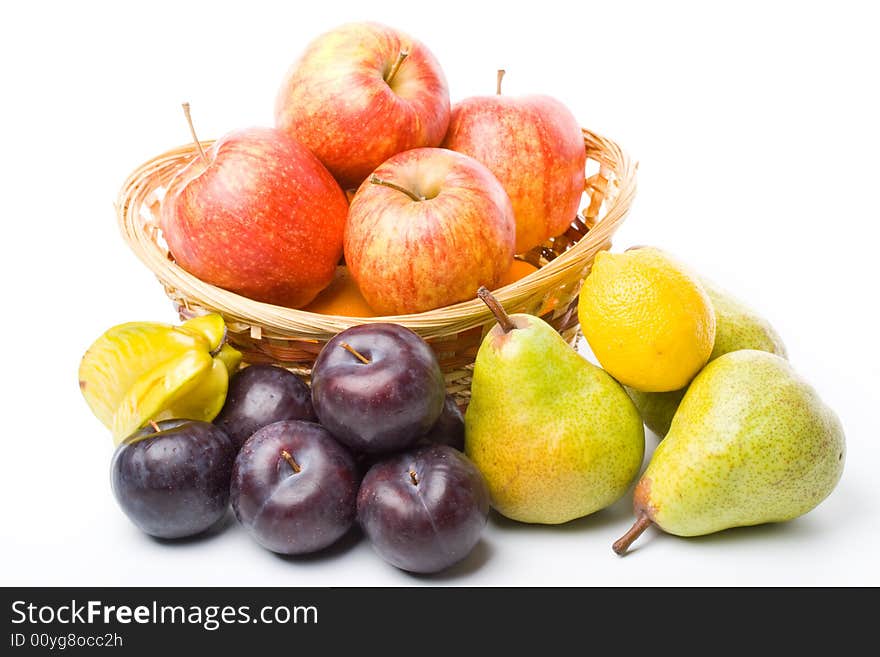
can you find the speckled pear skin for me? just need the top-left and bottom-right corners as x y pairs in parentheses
(626, 281), (788, 438)
(465, 314), (645, 524)
(703, 280), (788, 362)
(624, 387), (687, 439)
(635, 350), (845, 536)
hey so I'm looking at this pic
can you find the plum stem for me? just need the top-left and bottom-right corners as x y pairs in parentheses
(149, 420), (160, 433)
(612, 512), (653, 555)
(340, 342), (371, 364)
(280, 450), (301, 474)
(409, 470), (419, 486)
(369, 175), (424, 202)
(477, 286), (515, 333)
(496, 69), (506, 95)
(385, 49), (409, 85)
(181, 102), (208, 167)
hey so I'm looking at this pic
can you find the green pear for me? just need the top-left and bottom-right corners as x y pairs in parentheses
(613, 350), (845, 553)
(626, 280), (788, 437)
(465, 288), (645, 524)
(624, 387), (687, 440)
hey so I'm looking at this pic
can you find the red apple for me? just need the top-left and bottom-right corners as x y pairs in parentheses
(345, 148), (515, 315)
(274, 22), (450, 189)
(160, 126), (349, 308)
(441, 73), (586, 254)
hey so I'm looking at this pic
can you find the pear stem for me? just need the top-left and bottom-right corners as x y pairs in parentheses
(409, 470), (419, 486)
(612, 512), (653, 555)
(340, 342), (371, 364)
(496, 69), (506, 95)
(149, 420), (160, 433)
(280, 450), (301, 474)
(385, 50), (409, 85)
(477, 286), (515, 333)
(369, 175), (424, 202)
(181, 102), (208, 167)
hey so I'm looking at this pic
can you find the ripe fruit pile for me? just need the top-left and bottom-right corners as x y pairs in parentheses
(78, 21), (847, 575)
(160, 21), (585, 315)
(462, 249), (845, 555)
(95, 319), (487, 574)
(574, 249), (844, 553)
(80, 264), (846, 569)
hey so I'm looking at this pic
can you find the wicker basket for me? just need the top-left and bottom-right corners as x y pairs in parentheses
(117, 128), (637, 404)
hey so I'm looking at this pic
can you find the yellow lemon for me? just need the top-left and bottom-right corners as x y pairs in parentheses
(578, 248), (715, 392)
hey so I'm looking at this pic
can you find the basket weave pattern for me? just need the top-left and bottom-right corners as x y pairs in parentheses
(117, 129), (637, 403)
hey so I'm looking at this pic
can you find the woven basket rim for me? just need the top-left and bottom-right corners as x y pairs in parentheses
(116, 128), (637, 339)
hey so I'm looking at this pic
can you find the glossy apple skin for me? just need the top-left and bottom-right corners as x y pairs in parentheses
(357, 444), (490, 573)
(111, 420), (236, 539)
(421, 395), (465, 451)
(214, 365), (316, 450)
(311, 323), (446, 453)
(160, 127), (349, 308)
(345, 148), (515, 314)
(442, 94), (586, 254)
(230, 421), (359, 555)
(275, 22), (450, 189)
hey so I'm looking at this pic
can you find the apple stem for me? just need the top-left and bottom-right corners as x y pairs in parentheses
(385, 49), (409, 85)
(149, 420), (160, 433)
(280, 449), (301, 474)
(496, 69), (506, 95)
(181, 102), (209, 167)
(369, 175), (424, 202)
(477, 286), (516, 333)
(340, 342), (371, 364)
(409, 470), (419, 486)
(612, 512), (653, 555)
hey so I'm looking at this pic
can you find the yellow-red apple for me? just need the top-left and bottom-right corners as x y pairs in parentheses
(160, 126), (349, 308)
(275, 22), (450, 189)
(345, 148), (515, 314)
(442, 75), (585, 254)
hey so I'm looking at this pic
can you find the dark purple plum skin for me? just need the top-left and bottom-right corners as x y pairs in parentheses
(420, 395), (465, 451)
(230, 420), (359, 555)
(357, 444), (490, 574)
(214, 364), (316, 450)
(354, 397), (465, 475)
(111, 420), (236, 539)
(310, 323), (446, 454)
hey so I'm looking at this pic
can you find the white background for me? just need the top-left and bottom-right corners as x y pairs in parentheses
(2, 0), (878, 586)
